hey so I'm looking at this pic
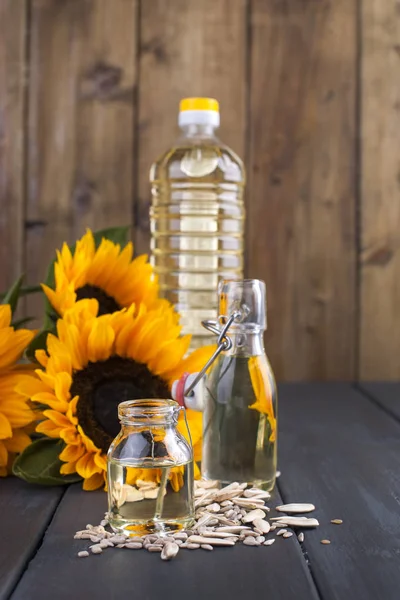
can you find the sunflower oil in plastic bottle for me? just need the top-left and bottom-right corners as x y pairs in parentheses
(150, 98), (245, 349)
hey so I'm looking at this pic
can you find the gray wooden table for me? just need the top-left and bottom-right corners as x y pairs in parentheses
(1, 383), (399, 600)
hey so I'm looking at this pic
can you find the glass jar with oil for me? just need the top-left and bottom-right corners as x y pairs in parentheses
(107, 399), (194, 536)
(202, 279), (277, 491)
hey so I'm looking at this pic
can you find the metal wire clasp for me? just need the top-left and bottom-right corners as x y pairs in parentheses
(183, 310), (242, 397)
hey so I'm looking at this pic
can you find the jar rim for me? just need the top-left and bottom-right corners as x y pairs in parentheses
(118, 398), (179, 421)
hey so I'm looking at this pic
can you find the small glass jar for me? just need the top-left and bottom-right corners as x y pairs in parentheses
(107, 399), (194, 536)
(202, 279), (278, 490)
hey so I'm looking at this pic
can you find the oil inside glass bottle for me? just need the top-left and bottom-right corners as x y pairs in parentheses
(108, 459), (194, 536)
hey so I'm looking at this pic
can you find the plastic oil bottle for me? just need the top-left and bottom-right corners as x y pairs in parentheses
(149, 98), (245, 349)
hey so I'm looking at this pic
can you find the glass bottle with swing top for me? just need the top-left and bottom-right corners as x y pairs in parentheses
(107, 399), (194, 536)
(172, 279), (277, 491)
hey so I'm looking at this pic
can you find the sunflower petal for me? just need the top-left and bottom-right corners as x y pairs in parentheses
(60, 461), (77, 475)
(36, 420), (63, 438)
(83, 472), (104, 491)
(87, 320), (115, 362)
(0, 412), (12, 439)
(0, 305), (11, 329)
(0, 329), (35, 372)
(76, 453), (101, 479)
(3, 429), (31, 453)
(59, 443), (85, 462)
(0, 441), (8, 467)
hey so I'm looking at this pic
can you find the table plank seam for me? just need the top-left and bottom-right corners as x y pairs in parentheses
(8, 486), (68, 600)
(353, 383), (400, 426)
(276, 478), (324, 600)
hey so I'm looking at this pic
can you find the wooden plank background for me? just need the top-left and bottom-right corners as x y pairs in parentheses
(0, 0), (399, 381)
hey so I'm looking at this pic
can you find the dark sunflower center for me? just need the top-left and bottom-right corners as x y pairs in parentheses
(71, 356), (170, 453)
(75, 284), (121, 315)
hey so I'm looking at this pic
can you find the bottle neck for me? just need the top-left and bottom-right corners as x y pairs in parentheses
(179, 123), (218, 139)
(225, 331), (265, 357)
(120, 419), (177, 429)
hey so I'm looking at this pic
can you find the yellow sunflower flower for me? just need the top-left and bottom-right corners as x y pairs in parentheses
(0, 305), (36, 476)
(42, 229), (165, 318)
(17, 300), (212, 490)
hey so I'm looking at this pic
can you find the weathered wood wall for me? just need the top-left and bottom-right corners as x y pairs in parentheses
(0, 0), (399, 381)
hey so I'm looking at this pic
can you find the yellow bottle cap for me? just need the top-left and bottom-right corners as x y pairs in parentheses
(179, 97), (219, 113)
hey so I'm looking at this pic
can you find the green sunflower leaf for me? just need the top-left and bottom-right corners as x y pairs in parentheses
(1, 274), (24, 315)
(93, 226), (130, 248)
(12, 438), (82, 485)
(25, 329), (51, 363)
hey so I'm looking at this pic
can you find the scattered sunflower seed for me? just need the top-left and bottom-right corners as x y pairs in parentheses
(276, 529), (287, 536)
(271, 517), (319, 528)
(253, 518), (270, 534)
(161, 542), (180, 560)
(276, 503), (315, 514)
(243, 536), (258, 546)
(73, 481), (323, 562)
(331, 519), (343, 525)
(242, 509), (266, 523)
(264, 539), (275, 546)
(298, 532), (305, 543)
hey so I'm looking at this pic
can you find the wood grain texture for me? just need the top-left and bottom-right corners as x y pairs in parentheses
(135, 0), (247, 254)
(0, 0), (26, 292)
(26, 0), (137, 322)
(12, 483), (319, 600)
(277, 382), (400, 600)
(359, 0), (400, 379)
(248, 0), (357, 380)
(0, 478), (64, 600)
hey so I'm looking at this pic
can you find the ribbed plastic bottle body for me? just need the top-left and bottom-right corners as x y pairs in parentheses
(150, 132), (245, 349)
